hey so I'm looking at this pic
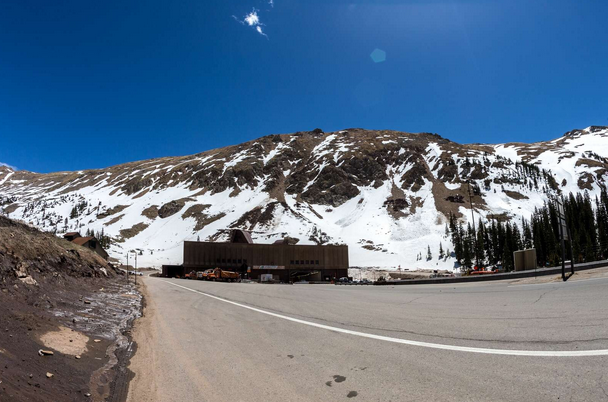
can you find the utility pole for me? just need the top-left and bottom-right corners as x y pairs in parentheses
(556, 198), (575, 281)
(467, 180), (476, 234)
(134, 252), (138, 285)
(467, 179), (479, 268)
(559, 223), (566, 281)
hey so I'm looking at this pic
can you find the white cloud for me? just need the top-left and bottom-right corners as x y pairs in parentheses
(269, 0), (274, 7)
(244, 10), (260, 26)
(0, 162), (17, 170)
(256, 26), (268, 38)
(233, 8), (268, 38)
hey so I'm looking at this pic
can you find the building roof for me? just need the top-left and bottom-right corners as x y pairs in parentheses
(72, 236), (94, 246)
(229, 229), (253, 244)
(273, 237), (300, 245)
(64, 232), (81, 237)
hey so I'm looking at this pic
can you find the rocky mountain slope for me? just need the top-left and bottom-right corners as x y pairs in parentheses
(1, 126), (607, 270)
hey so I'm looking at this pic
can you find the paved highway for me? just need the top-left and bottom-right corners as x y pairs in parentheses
(127, 274), (608, 401)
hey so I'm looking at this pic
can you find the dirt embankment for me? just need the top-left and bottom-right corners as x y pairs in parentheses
(0, 216), (142, 401)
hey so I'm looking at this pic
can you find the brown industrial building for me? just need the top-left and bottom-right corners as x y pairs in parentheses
(63, 232), (109, 260)
(163, 229), (349, 282)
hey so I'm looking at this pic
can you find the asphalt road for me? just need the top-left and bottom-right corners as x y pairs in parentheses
(127, 274), (608, 402)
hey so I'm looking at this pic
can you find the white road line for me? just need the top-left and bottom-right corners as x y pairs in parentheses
(162, 280), (608, 358)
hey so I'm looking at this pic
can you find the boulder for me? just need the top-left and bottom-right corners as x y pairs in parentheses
(19, 276), (38, 286)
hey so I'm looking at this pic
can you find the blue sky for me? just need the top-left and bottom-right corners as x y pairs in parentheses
(1, 0), (607, 173)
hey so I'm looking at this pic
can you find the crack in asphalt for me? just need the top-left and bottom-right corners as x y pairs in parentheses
(533, 287), (559, 304)
(600, 374), (608, 400)
(399, 295), (432, 305)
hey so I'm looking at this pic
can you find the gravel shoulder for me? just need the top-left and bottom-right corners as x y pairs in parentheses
(125, 278), (159, 402)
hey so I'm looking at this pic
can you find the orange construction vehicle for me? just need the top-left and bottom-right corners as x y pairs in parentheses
(200, 269), (215, 280)
(469, 266), (498, 275)
(211, 268), (240, 282)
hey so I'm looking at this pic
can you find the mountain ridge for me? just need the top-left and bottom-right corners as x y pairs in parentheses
(3, 125), (606, 175)
(1, 125), (607, 270)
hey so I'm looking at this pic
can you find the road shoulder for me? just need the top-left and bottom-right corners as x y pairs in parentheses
(126, 277), (159, 402)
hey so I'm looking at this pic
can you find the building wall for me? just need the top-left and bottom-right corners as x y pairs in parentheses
(72, 237), (109, 261)
(184, 241), (348, 269)
(86, 241), (109, 260)
(183, 241), (349, 281)
(162, 265), (186, 277)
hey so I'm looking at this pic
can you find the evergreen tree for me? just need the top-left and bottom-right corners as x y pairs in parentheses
(596, 194), (608, 259)
(453, 222), (465, 264)
(475, 219), (485, 267)
(522, 217), (533, 249)
(502, 223), (514, 271)
(445, 189), (606, 271)
(462, 223), (474, 269)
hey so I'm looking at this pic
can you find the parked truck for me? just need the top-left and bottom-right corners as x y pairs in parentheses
(211, 268), (240, 282)
(185, 268), (240, 282)
(199, 269), (215, 280)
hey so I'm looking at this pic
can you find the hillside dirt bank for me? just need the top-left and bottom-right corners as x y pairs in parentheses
(0, 216), (142, 401)
(0, 277), (142, 402)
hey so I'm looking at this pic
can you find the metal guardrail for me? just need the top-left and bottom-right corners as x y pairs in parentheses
(373, 260), (608, 286)
(335, 282), (372, 286)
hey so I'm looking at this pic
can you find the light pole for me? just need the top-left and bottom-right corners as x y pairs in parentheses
(126, 251), (138, 285)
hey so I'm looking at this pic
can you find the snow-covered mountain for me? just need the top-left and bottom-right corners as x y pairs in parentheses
(1, 126), (607, 269)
